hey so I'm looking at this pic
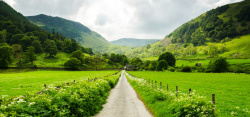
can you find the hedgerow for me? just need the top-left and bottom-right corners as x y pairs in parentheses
(0, 72), (120, 116)
(125, 72), (217, 117)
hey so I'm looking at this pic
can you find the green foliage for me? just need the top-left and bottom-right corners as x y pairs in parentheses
(71, 50), (84, 64)
(44, 40), (57, 57)
(0, 73), (120, 116)
(24, 46), (36, 64)
(168, 67), (175, 72)
(64, 58), (81, 70)
(181, 66), (192, 72)
(207, 57), (230, 73)
(158, 52), (176, 67)
(31, 40), (43, 53)
(0, 44), (13, 67)
(126, 72), (217, 117)
(130, 57), (143, 68)
(127, 71), (250, 116)
(111, 38), (160, 47)
(0, 59), (8, 68)
(156, 60), (168, 71)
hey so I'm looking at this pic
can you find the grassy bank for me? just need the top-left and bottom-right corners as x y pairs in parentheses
(0, 72), (121, 116)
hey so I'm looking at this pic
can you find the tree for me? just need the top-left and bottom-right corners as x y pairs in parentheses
(12, 44), (22, 68)
(24, 46), (36, 65)
(44, 40), (57, 57)
(63, 39), (72, 53)
(158, 52), (176, 67)
(208, 45), (218, 58)
(31, 40), (43, 53)
(71, 50), (84, 64)
(130, 57), (143, 69)
(156, 60), (168, 71)
(0, 44), (14, 68)
(207, 57), (229, 73)
(0, 29), (7, 43)
(64, 58), (81, 70)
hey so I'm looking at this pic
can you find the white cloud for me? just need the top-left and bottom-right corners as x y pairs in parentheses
(4, 0), (243, 41)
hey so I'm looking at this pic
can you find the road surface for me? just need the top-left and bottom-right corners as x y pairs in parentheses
(94, 71), (153, 117)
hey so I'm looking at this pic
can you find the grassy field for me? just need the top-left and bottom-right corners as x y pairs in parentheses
(0, 70), (119, 97)
(127, 71), (250, 116)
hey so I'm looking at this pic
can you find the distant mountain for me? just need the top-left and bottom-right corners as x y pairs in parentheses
(111, 38), (160, 47)
(27, 14), (110, 48)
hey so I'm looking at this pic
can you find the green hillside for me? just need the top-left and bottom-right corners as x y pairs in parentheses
(126, 0), (250, 59)
(110, 38), (160, 47)
(27, 14), (110, 48)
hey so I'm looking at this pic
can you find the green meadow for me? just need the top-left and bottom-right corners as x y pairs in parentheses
(0, 70), (118, 97)
(127, 71), (250, 116)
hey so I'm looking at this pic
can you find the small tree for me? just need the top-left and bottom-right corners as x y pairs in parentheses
(156, 60), (168, 71)
(44, 40), (57, 57)
(207, 57), (229, 73)
(158, 52), (176, 67)
(64, 58), (81, 70)
(24, 46), (36, 65)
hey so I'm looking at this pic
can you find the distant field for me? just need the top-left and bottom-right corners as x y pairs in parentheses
(176, 58), (250, 67)
(127, 71), (250, 116)
(0, 70), (118, 96)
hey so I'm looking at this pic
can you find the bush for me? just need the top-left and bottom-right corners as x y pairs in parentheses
(156, 60), (168, 71)
(181, 66), (192, 72)
(197, 66), (205, 72)
(33, 64), (37, 68)
(64, 58), (81, 70)
(168, 67), (175, 72)
(207, 57), (229, 73)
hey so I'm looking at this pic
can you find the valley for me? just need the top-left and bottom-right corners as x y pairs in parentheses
(0, 0), (250, 116)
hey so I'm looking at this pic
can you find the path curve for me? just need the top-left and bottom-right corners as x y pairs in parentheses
(94, 70), (153, 117)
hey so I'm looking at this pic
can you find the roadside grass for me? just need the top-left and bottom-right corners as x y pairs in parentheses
(0, 70), (119, 97)
(127, 71), (250, 116)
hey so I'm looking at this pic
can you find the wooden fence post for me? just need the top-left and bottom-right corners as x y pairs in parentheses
(155, 81), (157, 89)
(88, 78), (89, 81)
(189, 88), (192, 97)
(212, 94), (215, 104)
(176, 86), (178, 97)
(160, 82), (162, 90)
(167, 84), (168, 91)
(44, 84), (46, 89)
(73, 80), (75, 83)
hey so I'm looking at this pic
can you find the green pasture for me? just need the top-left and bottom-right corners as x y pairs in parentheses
(0, 70), (118, 97)
(127, 71), (250, 116)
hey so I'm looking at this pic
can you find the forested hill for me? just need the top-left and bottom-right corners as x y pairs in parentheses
(27, 14), (110, 48)
(0, 1), (94, 67)
(111, 38), (160, 47)
(125, 0), (250, 59)
(167, 0), (250, 46)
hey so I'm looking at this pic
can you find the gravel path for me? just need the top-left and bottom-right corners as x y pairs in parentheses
(94, 71), (153, 117)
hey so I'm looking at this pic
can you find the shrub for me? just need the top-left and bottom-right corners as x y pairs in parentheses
(181, 66), (192, 72)
(207, 57), (229, 73)
(168, 67), (175, 72)
(197, 66), (205, 72)
(64, 58), (81, 70)
(0, 59), (8, 68)
(156, 60), (168, 71)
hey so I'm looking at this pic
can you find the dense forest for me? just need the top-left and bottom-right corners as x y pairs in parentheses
(0, 1), (93, 67)
(167, 1), (250, 46)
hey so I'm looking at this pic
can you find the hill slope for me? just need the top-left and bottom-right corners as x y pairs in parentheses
(110, 38), (160, 47)
(126, 0), (250, 59)
(27, 14), (110, 48)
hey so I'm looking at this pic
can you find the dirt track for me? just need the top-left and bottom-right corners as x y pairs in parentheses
(94, 71), (152, 117)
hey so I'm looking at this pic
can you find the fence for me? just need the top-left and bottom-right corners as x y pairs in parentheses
(130, 73), (216, 105)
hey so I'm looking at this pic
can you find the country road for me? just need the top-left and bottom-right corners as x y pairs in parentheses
(94, 71), (153, 117)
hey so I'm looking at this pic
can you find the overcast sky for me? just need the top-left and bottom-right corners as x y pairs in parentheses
(4, 0), (242, 41)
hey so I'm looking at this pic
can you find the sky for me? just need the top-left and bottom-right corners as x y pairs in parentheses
(4, 0), (242, 41)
